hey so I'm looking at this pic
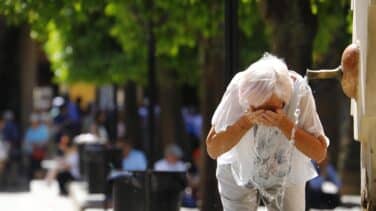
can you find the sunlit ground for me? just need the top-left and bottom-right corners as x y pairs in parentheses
(0, 181), (75, 211)
(0, 191), (362, 211)
(0, 180), (361, 211)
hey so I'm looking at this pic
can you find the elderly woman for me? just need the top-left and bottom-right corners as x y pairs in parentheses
(206, 54), (328, 211)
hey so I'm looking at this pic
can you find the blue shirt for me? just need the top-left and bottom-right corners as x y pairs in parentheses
(3, 121), (19, 143)
(68, 102), (80, 122)
(122, 149), (147, 171)
(24, 124), (49, 153)
(309, 164), (341, 191)
(25, 125), (49, 144)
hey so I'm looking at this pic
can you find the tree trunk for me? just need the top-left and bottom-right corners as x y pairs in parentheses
(199, 37), (225, 211)
(19, 26), (38, 132)
(124, 81), (142, 148)
(0, 18), (21, 125)
(259, 0), (317, 74)
(312, 13), (355, 185)
(310, 40), (344, 169)
(157, 68), (187, 160)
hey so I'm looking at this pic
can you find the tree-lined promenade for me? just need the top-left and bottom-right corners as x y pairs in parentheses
(0, 1), (357, 210)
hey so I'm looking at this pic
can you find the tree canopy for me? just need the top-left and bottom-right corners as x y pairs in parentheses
(0, 0), (273, 85)
(2, 0), (131, 84)
(2, 0), (351, 84)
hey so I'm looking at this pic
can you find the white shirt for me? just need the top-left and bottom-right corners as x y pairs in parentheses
(154, 159), (187, 172)
(65, 152), (80, 179)
(213, 72), (329, 186)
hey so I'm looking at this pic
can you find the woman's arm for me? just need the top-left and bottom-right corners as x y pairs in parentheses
(278, 117), (327, 162)
(262, 110), (327, 162)
(206, 110), (263, 159)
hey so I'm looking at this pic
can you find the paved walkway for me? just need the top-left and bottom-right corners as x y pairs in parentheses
(0, 180), (362, 211)
(0, 192), (75, 211)
(0, 191), (362, 211)
(0, 180), (75, 211)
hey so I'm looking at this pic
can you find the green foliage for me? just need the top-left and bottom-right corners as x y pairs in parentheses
(238, 0), (269, 69)
(106, 0), (226, 86)
(153, 0), (224, 85)
(311, 0), (352, 64)
(1, 0), (134, 85)
(1, 0), (351, 84)
(0, 0), (270, 85)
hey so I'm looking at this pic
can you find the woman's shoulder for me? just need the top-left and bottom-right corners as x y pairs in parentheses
(230, 71), (245, 84)
(288, 70), (304, 81)
(288, 70), (311, 92)
(224, 71), (245, 92)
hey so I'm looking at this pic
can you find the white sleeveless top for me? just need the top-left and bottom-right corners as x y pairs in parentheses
(212, 71), (329, 187)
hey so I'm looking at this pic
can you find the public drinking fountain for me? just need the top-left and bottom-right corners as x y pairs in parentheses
(305, 43), (360, 99)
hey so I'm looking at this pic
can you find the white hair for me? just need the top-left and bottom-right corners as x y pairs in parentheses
(238, 53), (293, 108)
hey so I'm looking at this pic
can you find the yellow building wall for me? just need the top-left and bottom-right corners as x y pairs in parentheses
(68, 83), (96, 108)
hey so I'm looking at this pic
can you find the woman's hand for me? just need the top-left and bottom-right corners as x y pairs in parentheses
(240, 109), (265, 128)
(257, 109), (293, 132)
(206, 109), (264, 159)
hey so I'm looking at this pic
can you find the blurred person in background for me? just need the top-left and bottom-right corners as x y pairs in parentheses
(52, 97), (71, 144)
(306, 156), (342, 209)
(24, 113), (49, 179)
(89, 111), (109, 143)
(46, 132), (79, 195)
(117, 112), (126, 139)
(63, 94), (80, 125)
(81, 102), (96, 133)
(182, 107), (199, 151)
(188, 107), (203, 141)
(117, 136), (147, 171)
(63, 95), (82, 136)
(52, 96), (81, 144)
(40, 112), (56, 157)
(74, 96), (85, 118)
(2, 111), (20, 157)
(2, 110), (21, 187)
(52, 96), (68, 126)
(0, 117), (9, 188)
(182, 148), (202, 208)
(154, 144), (186, 172)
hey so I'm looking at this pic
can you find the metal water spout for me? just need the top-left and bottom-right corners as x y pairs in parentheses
(305, 43), (360, 100)
(306, 66), (343, 80)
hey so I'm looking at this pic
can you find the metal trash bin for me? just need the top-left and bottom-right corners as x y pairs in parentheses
(112, 171), (187, 211)
(106, 146), (123, 170)
(74, 133), (104, 179)
(112, 171), (147, 211)
(84, 144), (123, 194)
(84, 144), (107, 194)
(150, 171), (187, 211)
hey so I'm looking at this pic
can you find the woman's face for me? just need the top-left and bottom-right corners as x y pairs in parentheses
(251, 94), (284, 112)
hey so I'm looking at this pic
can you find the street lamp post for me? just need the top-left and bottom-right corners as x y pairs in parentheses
(225, 0), (239, 83)
(147, 10), (156, 169)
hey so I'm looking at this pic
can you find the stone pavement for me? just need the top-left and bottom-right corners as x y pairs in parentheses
(0, 192), (363, 211)
(0, 192), (76, 211)
(0, 180), (362, 211)
(0, 190), (362, 211)
(0, 180), (75, 211)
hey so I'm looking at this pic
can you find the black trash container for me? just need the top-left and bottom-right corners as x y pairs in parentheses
(84, 144), (123, 194)
(74, 134), (102, 179)
(84, 144), (108, 193)
(77, 143), (86, 178)
(106, 146), (123, 170)
(112, 171), (147, 211)
(150, 171), (187, 211)
(112, 171), (187, 211)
